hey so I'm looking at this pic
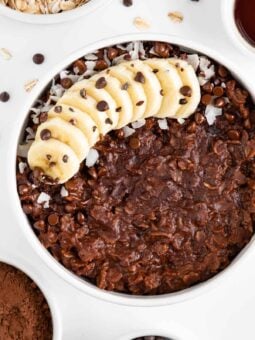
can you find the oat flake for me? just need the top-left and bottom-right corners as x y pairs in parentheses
(24, 79), (38, 93)
(168, 11), (184, 23)
(0, 48), (12, 60)
(133, 17), (150, 30)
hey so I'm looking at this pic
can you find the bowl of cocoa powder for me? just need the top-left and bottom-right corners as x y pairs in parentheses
(12, 33), (255, 306)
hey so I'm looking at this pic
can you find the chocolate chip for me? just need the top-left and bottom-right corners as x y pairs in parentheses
(201, 94), (212, 105)
(213, 86), (224, 97)
(129, 137), (140, 149)
(202, 82), (214, 94)
(97, 100), (109, 111)
(61, 78), (73, 89)
(136, 100), (144, 106)
(0, 91), (10, 102)
(105, 118), (113, 125)
(121, 82), (129, 90)
(69, 107), (74, 112)
(218, 65), (228, 78)
(153, 42), (172, 58)
(92, 126), (97, 132)
(116, 107), (122, 112)
(80, 88), (87, 99)
(123, 0), (133, 6)
(179, 98), (188, 105)
(69, 118), (77, 125)
(134, 72), (145, 84)
(107, 48), (118, 60)
(95, 77), (107, 89)
(227, 129), (240, 140)
(54, 105), (62, 113)
(160, 89), (164, 96)
(73, 59), (87, 75)
(62, 155), (68, 163)
(214, 97), (225, 108)
(49, 162), (56, 167)
(40, 129), (51, 140)
(48, 213), (59, 226)
(95, 60), (108, 71)
(180, 85), (192, 97)
(46, 154), (52, 160)
(153, 69), (159, 73)
(39, 112), (48, 123)
(32, 53), (44, 65)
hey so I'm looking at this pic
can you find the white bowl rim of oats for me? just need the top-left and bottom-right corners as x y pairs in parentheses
(0, 0), (113, 24)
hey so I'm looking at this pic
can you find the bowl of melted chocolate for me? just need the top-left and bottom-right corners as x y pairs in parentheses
(15, 37), (255, 305)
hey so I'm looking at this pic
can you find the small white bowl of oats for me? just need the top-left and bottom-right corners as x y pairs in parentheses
(0, 0), (112, 24)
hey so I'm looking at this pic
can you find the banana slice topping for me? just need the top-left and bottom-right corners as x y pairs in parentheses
(27, 58), (201, 184)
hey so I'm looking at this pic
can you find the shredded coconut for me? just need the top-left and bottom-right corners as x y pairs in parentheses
(60, 186), (69, 197)
(187, 54), (200, 71)
(18, 162), (27, 174)
(158, 119), (168, 130)
(205, 105), (222, 126)
(37, 192), (51, 209)
(123, 126), (135, 138)
(85, 148), (99, 167)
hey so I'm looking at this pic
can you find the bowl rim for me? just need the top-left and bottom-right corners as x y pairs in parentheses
(0, 0), (113, 24)
(0, 255), (62, 340)
(9, 32), (255, 307)
(222, 0), (255, 56)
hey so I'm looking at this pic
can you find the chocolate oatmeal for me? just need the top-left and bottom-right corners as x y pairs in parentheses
(17, 41), (255, 295)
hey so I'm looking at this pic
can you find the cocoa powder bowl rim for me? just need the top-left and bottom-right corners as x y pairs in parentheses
(0, 0), (113, 25)
(0, 255), (62, 339)
(10, 33), (255, 307)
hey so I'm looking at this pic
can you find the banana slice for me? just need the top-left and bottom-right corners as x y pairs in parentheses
(88, 73), (134, 129)
(28, 139), (80, 184)
(169, 58), (201, 119)
(145, 59), (183, 118)
(125, 60), (162, 118)
(48, 104), (99, 147)
(107, 64), (147, 122)
(58, 91), (112, 135)
(35, 117), (89, 162)
(70, 79), (119, 129)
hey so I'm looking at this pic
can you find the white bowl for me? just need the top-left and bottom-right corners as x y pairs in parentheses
(0, 256), (62, 340)
(9, 32), (255, 307)
(222, 0), (255, 56)
(0, 0), (112, 24)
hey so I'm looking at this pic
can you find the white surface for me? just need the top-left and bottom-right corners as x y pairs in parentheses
(0, 0), (255, 339)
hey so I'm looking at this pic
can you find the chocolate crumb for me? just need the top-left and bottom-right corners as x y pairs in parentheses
(62, 155), (68, 163)
(97, 100), (109, 111)
(95, 77), (107, 89)
(134, 71), (145, 84)
(40, 129), (51, 141)
(54, 105), (62, 113)
(105, 118), (113, 125)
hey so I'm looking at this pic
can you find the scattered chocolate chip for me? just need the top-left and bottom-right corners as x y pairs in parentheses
(97, 100), (109, 111)
(180, 85), (192, 97)
(39, 112), (48, 123)
(121, 82), (129, 90)
(32, 53), (44, 65)
(54, 105), (62, 113)
(136, 100), (144, 106)
(69, 118), (77, 125)
(195, 112), (205, 125)
(62, 155), (68, 163)
(160, 89), (164, 96)
(73, 59), (87, 75)
(49, 162), (56, 167)
(116, 107), (122, 112)
(105, 118), (113, 125)
(0, 91), (10, 102)
(92, 126), (97, 132)
(213, 86), (224, 97)
(202, 82), (214, 93)
(48, 213), (59, 226)
(129, 137), (140, 149)
(225, 112), (235, 123)
(95, 60), (108, 71)
(61, 78), (73, 89)
(80, 88), (87, 99)
(46, 154), (52, 160)
(40, 129), (51, 141)
(95, 77), (107, 89)
(153, 69), (159, 73)
(154, 42), (172, 58)
(179, 98), (188, 105)
(123, 0), (133, 6)
(134, 72), (145, 84)
(228, 129), (240, 140)
(201, 94), (212, 105)
(69, 107), (74, 112)
(218, 65), (228, 78)
(107, 48), (118, 60)
(214, 97), (225, 108)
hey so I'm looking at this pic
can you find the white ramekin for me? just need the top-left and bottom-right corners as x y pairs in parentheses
(0, 256), (62, 340)
(8, 32), (255, 307)
(222, 0), (255, 56)
(0, 0), (112, 24)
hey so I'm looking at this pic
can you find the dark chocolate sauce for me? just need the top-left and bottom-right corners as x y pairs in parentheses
(235, 0), (255, 47)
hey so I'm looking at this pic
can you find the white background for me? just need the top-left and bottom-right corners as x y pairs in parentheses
(0, 0), (255, 339)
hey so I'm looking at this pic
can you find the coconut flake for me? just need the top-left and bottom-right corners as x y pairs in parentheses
(37, 192), (51, 209)
(85, 148), (99, 167)
(18, 162), (27, 174)
(158, 119), (168, 130)
(17, 142), (32, 158)
(205, 105), (222, 125)
(123, 126), (135, 138)
(60, 186), (69, 197)
(25, 127), (35, 141)
(85, 53), (98, 61)
(177, 118), (185, 125)
(132, 119), (146, 129)
(187, 54), (199, 71)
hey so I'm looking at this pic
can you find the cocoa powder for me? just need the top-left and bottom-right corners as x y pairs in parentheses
(0, 263), (52, 340)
